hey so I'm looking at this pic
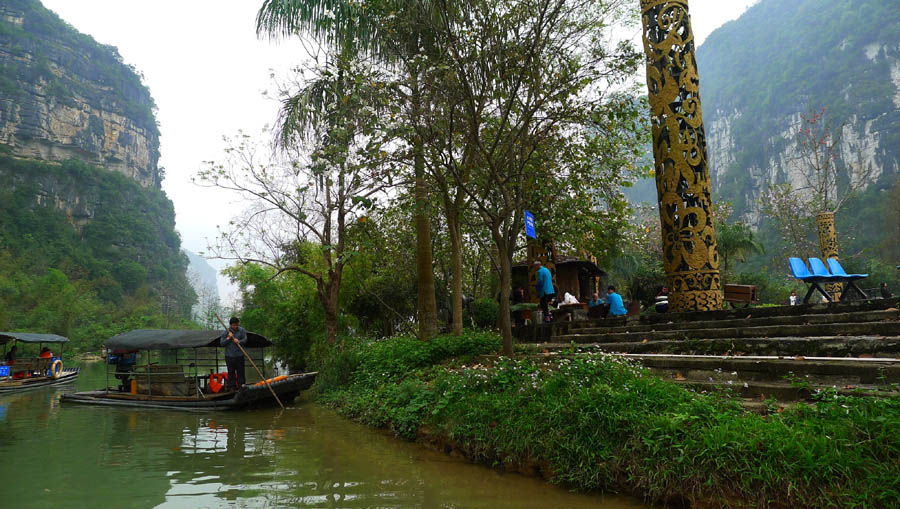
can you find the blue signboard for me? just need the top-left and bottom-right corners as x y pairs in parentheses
(0, 366), (8, 377)
(524, 210), (536, 239)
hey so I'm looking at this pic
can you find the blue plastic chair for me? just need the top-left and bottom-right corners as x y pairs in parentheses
(825, 257), (869, 300)
(788, 257), (833, 303)
(789, 257), (817, 280)
(826, 258), (867, 280)
(808, 258), (843, 280)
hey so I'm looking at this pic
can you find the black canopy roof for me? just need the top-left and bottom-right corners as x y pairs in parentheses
(105, 329), (272, 350)
(0, 332), (69, 345)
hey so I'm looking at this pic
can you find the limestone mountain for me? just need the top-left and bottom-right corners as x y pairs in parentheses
(0, 0), (194, 342)
(0, 0), (159, 187)
(698, 0), (900, 218)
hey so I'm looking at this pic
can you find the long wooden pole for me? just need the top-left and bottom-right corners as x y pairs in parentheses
(215, 313), (284, 410)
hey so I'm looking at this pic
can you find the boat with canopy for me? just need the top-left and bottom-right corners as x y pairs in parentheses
(0, 332), (79, 392)
(61, 329), (315, 410)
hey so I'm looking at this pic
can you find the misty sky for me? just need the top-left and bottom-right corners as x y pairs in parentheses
(38, 0), (758, 302)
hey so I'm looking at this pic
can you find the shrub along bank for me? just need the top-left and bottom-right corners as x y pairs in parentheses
(309, 331), (900, 508)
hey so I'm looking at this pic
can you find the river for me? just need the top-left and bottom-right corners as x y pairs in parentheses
(0, 361), (646, 508)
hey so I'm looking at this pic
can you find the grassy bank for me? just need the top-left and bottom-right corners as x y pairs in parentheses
(309, 331), (900, 508)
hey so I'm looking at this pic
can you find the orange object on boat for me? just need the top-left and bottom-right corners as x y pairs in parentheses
(253, 375), (287, 387)
(209, 372), (228, 393)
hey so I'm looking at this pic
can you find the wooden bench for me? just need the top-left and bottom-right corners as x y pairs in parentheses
(132, 364), (196, 396)
(724, 284), (758, 308)
(7, 358), (52, 374)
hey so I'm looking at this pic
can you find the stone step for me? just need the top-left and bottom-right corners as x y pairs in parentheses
(515, 351), (900, 384)
(675, 379), (899, 402)
(637, 355), (900, 385)
(635, 298), (898, 324)
(555, 321), (900, 344)
(501, 350), (900, 402)
(564, 309), (900, 336)
(528, 336), (900, 357)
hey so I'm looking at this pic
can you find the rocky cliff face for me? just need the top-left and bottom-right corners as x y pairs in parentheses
(697, 0), (900, 221)
(0, 0), (160, 188)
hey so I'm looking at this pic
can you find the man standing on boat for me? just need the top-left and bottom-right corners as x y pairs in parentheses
(220, 317), (248, 391)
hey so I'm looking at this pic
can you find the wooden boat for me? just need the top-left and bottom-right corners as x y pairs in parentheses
(0, 332), (79, 393)
(61, 329), (316, 410)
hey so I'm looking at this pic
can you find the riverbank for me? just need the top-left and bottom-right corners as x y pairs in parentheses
(309, 331), (900, 508)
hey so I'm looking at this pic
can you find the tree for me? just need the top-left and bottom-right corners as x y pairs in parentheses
(196, 59), (390, 344)
(715, 203), (764, 282)
(761, 108), (874, 258)
(257, 0), (442, 340)
(417, 0), (645, 354)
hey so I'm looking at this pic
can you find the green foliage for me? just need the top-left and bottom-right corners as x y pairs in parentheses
(223, 263), (324, 371)
(314, 338), (900, 507)
(0, 155), (195, 350)
(308, 330), (501, 395)
(716, 203), (765, 283)
(467, 298), (499, 329)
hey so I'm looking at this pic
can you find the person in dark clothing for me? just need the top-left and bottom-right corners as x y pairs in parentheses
(4, 345), (16, 364)
(881, 282), (893, 299)
(511, 286), (526, 328)
(220, 317), (248, 391)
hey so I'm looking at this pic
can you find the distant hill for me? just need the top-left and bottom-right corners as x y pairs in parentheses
(696, 0), (900, 218)
(185, 249), (219, 297)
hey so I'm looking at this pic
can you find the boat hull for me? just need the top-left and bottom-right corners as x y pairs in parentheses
(60, 372), (316, 410)
(0, 368), (80, 393)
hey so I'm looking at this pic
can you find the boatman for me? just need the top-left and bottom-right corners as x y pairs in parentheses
(220, 317), (248, 391)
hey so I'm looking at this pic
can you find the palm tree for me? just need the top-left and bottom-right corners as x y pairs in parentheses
(257, 0), (441, 340)
(717, 221), (765, 282)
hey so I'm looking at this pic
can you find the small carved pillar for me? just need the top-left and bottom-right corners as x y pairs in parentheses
(816, 212), (842, 300)
(641, 0), (721, 312)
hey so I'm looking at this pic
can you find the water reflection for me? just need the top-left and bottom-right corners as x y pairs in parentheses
(0, 362), (645, 508)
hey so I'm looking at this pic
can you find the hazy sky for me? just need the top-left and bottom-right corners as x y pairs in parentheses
(39, 0), (757, 301)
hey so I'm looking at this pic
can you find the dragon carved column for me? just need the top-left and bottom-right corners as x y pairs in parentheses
(816, 212), (842, 300)
(641, 0), (722, 312)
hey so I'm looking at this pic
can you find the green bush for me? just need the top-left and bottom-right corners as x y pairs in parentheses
(314, 334), (900, 507)
(467, 298), (499, 329)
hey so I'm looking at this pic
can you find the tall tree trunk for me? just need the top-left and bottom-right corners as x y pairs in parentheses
(494, 229), (514, 356)
(413, 76), (438, 340)
(322, 275), (341, 344)
(445, 193), (464, 336)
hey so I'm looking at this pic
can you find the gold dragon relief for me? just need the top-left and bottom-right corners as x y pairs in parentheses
(642, 0), (721, 312)
(816, 212), (842, 299)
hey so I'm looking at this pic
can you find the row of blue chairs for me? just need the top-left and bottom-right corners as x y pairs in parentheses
(789, 257), (869, 304)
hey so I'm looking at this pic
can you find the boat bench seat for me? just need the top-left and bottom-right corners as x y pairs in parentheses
(8, 358), (52, 373)
(132, 365), (197, 396)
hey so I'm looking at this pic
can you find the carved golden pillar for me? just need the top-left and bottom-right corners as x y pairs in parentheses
(641, 0), (721, 312)
(816, 212), (842, 300)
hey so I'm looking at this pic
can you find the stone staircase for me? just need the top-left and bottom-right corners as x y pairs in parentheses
(514, 299), (900, 404)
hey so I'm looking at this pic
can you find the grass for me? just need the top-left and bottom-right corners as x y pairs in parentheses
(309, 331), (900, 508)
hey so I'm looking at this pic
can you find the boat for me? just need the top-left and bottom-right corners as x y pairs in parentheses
(0, 332), (80, 392)
(61, 329), (316, 410)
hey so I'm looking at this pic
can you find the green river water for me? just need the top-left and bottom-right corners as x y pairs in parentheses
(0, 362), (646, 508)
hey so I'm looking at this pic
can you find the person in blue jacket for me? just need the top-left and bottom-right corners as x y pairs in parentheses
(534, 261), (556, 322)
(606, 285), (628, 317)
